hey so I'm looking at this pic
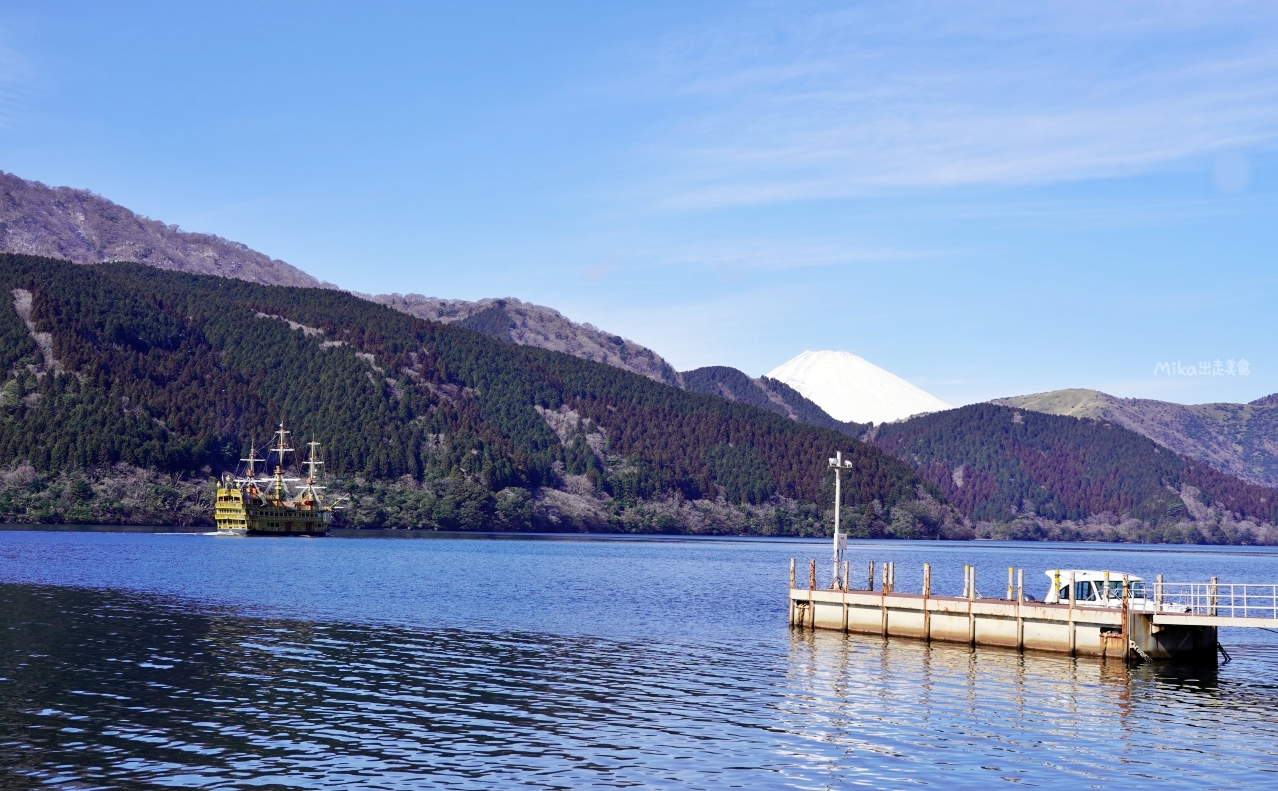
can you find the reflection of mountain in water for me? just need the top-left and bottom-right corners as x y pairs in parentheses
(2, 582), (1275, 788)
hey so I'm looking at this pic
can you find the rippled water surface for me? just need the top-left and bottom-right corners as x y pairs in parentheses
(2, 530), (1278, 788)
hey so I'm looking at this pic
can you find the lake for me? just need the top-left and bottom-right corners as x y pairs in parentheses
(1, 529), (1277, 789)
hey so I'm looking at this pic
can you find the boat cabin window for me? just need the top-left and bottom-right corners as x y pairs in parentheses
(1060, 582), (1096, 601)
(1074, 581), (1097, 601)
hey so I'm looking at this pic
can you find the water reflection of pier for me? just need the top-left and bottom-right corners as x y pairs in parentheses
(777, 627), (1248, 787)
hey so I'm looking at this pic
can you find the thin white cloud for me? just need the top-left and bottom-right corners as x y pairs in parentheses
(646, 240), (942, 273)
(617, 1), (1278, 208)
(0, 35), (34, 129)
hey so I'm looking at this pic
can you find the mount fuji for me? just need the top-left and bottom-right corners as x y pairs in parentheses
(765, 350), (951, 425)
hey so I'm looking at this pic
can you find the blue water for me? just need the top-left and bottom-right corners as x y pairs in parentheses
(1, 530), (1277, 788)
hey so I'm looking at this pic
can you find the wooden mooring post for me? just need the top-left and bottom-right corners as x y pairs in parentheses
(841, 565), (850, 633)
(788, 558), (796, 626)
(922, 563), (932, 642)
(1121, 573), (1130, 660)
(1016, 568), (1025, 653)
(1068, 571), (1077, 657)
(880, 562), (890, 637)
(809, 560), (817, 627)
(966, 565), (976, 647)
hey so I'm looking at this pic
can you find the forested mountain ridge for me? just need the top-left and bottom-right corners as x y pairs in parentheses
(0, 171), (870, 439)
(0, 254), (943, 534)
(680, 366), (864, 437)
(992, 388), (1278, 488)
(870, 403), (1278, 544)
(0, 172), (325, 289)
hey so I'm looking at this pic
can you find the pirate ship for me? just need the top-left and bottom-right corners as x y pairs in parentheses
(214, 423), (344, 536)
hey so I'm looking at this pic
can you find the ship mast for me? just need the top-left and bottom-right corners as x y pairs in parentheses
(297, 438), (326, 505)
(270, 422), (297, 502)
(304, 438), (323, 484)
(243, 445), (262, 479)
(238, 444), (265, 495)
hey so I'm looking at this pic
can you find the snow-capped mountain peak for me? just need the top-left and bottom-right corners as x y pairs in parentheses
(764, 350), (950, 425)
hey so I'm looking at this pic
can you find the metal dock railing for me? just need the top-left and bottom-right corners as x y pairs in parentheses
(1154, 579), (1278, 627)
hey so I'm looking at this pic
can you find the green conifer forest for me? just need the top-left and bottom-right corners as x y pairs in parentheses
(0, 255), (929, 531)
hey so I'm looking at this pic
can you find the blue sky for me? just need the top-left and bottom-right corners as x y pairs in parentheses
(0, 1), (1275, 406)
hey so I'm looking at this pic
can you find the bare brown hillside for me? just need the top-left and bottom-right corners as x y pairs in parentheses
(0, 171), (325, 288)
(371, 294), (683, 386)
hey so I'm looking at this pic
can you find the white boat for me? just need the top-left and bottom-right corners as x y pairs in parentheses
(1042, 570), (1191, 613)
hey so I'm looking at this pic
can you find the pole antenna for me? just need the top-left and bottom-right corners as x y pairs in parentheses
(828, 451), (852, 588)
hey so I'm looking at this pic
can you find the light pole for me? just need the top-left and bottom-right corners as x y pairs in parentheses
(828, 451), (853, 588)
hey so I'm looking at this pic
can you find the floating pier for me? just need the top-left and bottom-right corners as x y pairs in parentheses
(786, 559), (1278, 661)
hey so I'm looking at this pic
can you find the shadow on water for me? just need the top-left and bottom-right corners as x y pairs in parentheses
(0, 523), (208, 534)
(1, 584), (684, 789)
(1, 583), (854, 789)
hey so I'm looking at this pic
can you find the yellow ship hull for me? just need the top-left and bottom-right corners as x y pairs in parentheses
(215, 487), (332, 536)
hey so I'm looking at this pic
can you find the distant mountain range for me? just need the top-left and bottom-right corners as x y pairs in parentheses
(4, 170), (1278, 543)
(371, 293), (865, 436)
(991, 389), (1278, 488)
